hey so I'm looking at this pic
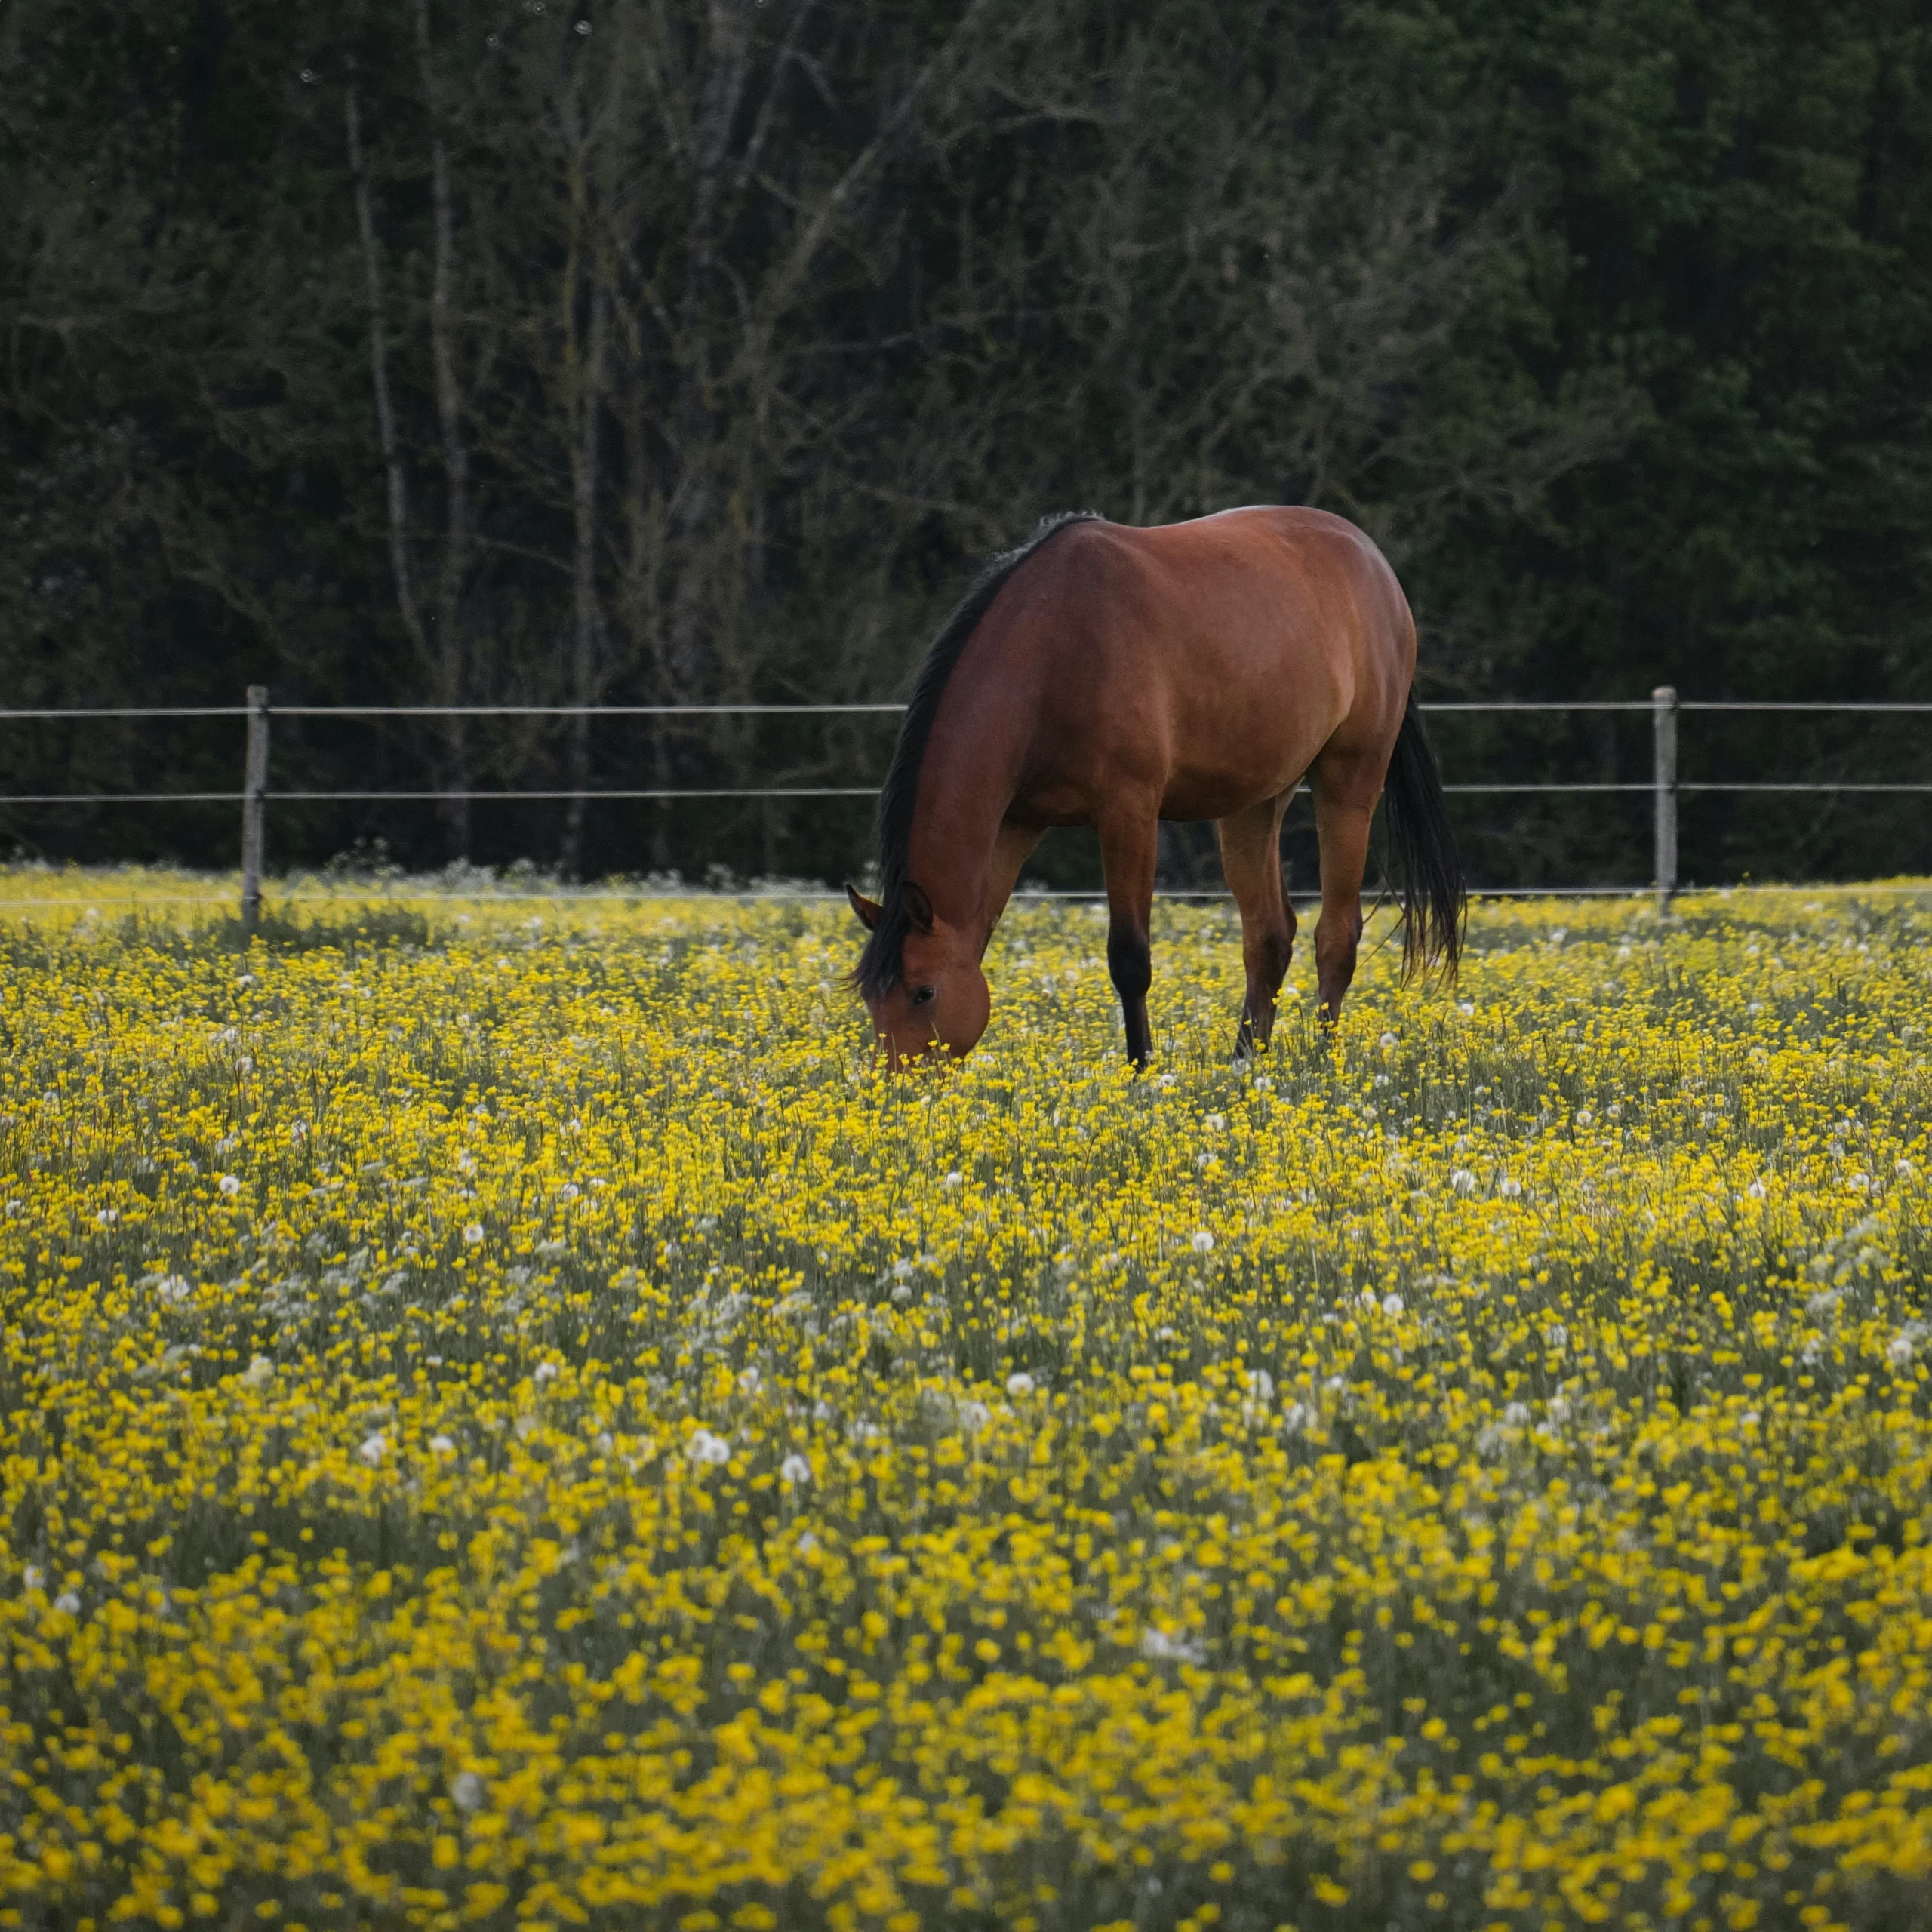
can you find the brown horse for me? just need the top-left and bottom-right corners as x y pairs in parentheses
(846, 507), (1463, 1064)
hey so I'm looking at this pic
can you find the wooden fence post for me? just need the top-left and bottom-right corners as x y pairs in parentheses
(1653, 684), (1678, 910)
(241, 685), (269, 933)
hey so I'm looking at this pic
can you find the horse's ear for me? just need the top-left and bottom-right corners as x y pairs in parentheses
(845, 883), (883, 931)
(903, 881), (935, 932)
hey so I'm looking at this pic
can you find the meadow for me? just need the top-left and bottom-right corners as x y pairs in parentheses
(2, 869), (1930, 1932)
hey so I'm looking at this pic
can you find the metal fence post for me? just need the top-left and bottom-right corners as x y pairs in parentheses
(241, 685), (269, 932)
(1652, 684), (1678, 910)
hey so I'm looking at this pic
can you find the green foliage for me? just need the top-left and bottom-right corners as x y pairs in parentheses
(0, 0), (1927, 885)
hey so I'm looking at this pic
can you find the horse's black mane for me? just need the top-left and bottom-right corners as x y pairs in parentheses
(853, 510), (1102, 998)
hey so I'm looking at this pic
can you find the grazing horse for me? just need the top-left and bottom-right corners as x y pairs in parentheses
(846, 507), (1463, 1065)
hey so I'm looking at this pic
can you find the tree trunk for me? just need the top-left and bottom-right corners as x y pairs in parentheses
(345, 74), (432, 690)
(561, 276), (609, 879)
(417, 0), (472, 860)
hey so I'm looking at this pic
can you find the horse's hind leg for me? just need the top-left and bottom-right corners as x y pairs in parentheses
(1217, 794), (1296, 1055)
(1097, 809), (1160, 1066)
(1310, 749), (1380, 1023)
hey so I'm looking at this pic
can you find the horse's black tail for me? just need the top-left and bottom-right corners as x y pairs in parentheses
(1383, 690), (1466, 983)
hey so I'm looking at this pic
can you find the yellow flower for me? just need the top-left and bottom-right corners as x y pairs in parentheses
(0, 870), (1928, 1930)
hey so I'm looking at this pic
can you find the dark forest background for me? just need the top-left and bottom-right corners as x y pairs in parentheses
(2, 0), (1929, 890)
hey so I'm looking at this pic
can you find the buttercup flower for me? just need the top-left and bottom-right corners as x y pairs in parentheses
(0, 872), (1927, 1932)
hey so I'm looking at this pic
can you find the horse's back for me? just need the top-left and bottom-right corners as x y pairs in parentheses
(1008, 507), (1414, 818)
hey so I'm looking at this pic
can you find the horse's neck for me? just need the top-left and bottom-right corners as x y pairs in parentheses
(906, 676), (1029, 937)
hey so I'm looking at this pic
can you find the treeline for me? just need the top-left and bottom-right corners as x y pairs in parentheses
(3, 0), (1929, 888)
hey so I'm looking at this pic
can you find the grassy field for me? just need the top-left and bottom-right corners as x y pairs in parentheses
(2, 869), (1930, 1932)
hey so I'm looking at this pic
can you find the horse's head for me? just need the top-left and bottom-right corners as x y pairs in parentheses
(846, 881), (989, 1064)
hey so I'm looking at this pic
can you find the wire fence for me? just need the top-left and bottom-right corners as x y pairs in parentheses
(4, 686), (1928, 922)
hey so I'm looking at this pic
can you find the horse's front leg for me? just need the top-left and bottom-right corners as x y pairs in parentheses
(1098, 810), (1160, 1066)
(980, 817), (1043, 949)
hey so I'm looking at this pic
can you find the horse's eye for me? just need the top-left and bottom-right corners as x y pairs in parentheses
(909, 985), (936, 1008)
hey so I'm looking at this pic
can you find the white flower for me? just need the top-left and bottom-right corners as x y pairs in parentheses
(1545, 1324), (1568, 1351)
(240, 1355), (275, 1389)
(1359, 1288), (1378, 1310)
(1139, 1626), (1205, 1664)
(1450, 1168), (1477, 1195)
(1849, 1171), (1872, 1192)
(1457, 1001), (1475, 1017)
(1575, 1109), (1593, 1127)
(1745, 1179), (1767, 1201)
(1805, 1289), (1840, 1318)
(1381, 1292), (1404, 1317)
(686, 1428), (731, 1466)
(54, 1591), (81, 1615)
(217, 1174), (242, 1197)
(1005, 1371), (1036, 1398)
(1503, 1402), (1531, 1428)
(450, 1771), (486, 1812)
(1897, 1158), (1915, 1177)
(942, 1171), (964, 1189)
(1546, 1395), (1571, 1424)
(1281, 1401), (1314, 1436)
(796, 1532), (820, 1555)
(533, 1361), (559, 1386)
(1379, 1032), (1397, 1051)
(456, 1151), (477, 1176)
(358, 1432), (387, 1466)
(1189, 1230), (1214, 1254)
(463, 1222), (485, 1245)
(1204, 1113), (1224, 1132)
(780, 1453), (813, 1485)
(23, 1566), (43, 1592)
(1245, 1369), (1274, 1402)
(558, 1183), (580, 1201)
(95, 1208), (118, 1226)
(429, 1435), (456, 1457)
(1888, 1334), (1915, 1369)
(1499, 1177), (1522, 1199)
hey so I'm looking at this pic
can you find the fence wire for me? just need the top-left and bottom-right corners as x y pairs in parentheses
(5, 697), (1931, 909)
